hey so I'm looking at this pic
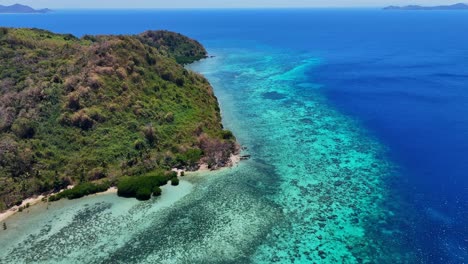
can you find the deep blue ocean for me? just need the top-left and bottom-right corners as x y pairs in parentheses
(1, 9), (467, 263)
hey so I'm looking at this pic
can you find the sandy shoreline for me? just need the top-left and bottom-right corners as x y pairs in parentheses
(0, 196), (45, 223)
(0, 184), (74, 223)
(0, 154), (241, 223)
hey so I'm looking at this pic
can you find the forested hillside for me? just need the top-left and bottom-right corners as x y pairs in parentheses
(0, 28), (237, 209)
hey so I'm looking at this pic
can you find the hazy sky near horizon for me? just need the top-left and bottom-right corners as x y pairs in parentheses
(1, 0), (464, 8)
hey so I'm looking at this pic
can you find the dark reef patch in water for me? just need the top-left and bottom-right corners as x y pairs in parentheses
(300, 118), (313, 124)
(262, 91), (287, 100)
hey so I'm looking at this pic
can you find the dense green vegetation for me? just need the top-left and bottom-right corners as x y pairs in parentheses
(0, 28), (237, 210)
(138, 31), (208, 64)
(49, 181), (111, 201)
(117, 171), (176, 200)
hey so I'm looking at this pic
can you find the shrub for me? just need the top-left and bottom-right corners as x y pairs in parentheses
(86, 75), (102, 90)
(48, 194), (60, 202)
(175, 77), (185, 87)
(167, 171), (177, 178)
(0, 107), (15, 132)
(64, 76), (80, 92)
(89, 167), (106, 180)
(135, 187), (152, 201)
(52, 75), (62, 84)
(161, 71), (175, 82)
(117, 171), (172, 200)
(115, 67), (127, 79)
(164, 112), (174, 123)
(117, 177), (138, 198)
(175, 148), (202, 169)
(134, 139), (146, 151)
(50, 182), (110, 201)
(82, 35), (98, 42)
(145, 53), (156, 65)
(221, 130), (234, 140)
(11, 118), (35, 139)
(66, 93), (81, 110)
(70, 111), (95, 130)
(62, 34), (77, 41)
(142, 124), (157, 145)
(152, 186), (162, 196)
(87, 107), (106, 123)
(171, 177), (179, 186)
(0, 28), (8, 37)
(52, 175), (71, 192)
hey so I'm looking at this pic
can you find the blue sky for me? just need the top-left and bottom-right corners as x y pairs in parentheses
(1, 0), (463, 8)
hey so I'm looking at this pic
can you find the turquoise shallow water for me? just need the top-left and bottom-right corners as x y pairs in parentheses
(190, 49), (414, 263)
(1, 47), (413, 263)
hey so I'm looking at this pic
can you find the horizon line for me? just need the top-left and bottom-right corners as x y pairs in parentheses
(25, 6), (392, 10)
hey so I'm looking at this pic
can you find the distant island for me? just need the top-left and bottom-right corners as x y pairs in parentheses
(384, 3), (468, 10)
(0, 4), (51, 13)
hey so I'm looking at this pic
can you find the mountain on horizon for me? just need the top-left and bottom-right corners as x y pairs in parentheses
(0, 3), (51, 13)
(384, 3), (468, 10)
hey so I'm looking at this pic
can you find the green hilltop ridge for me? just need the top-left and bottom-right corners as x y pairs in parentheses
(0, 28), (238, 208)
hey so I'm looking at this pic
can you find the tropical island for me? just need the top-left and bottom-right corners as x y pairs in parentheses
(0, 4), (51, 13)
(0, 28), (238, 214)
(384, 3), (468, 10)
